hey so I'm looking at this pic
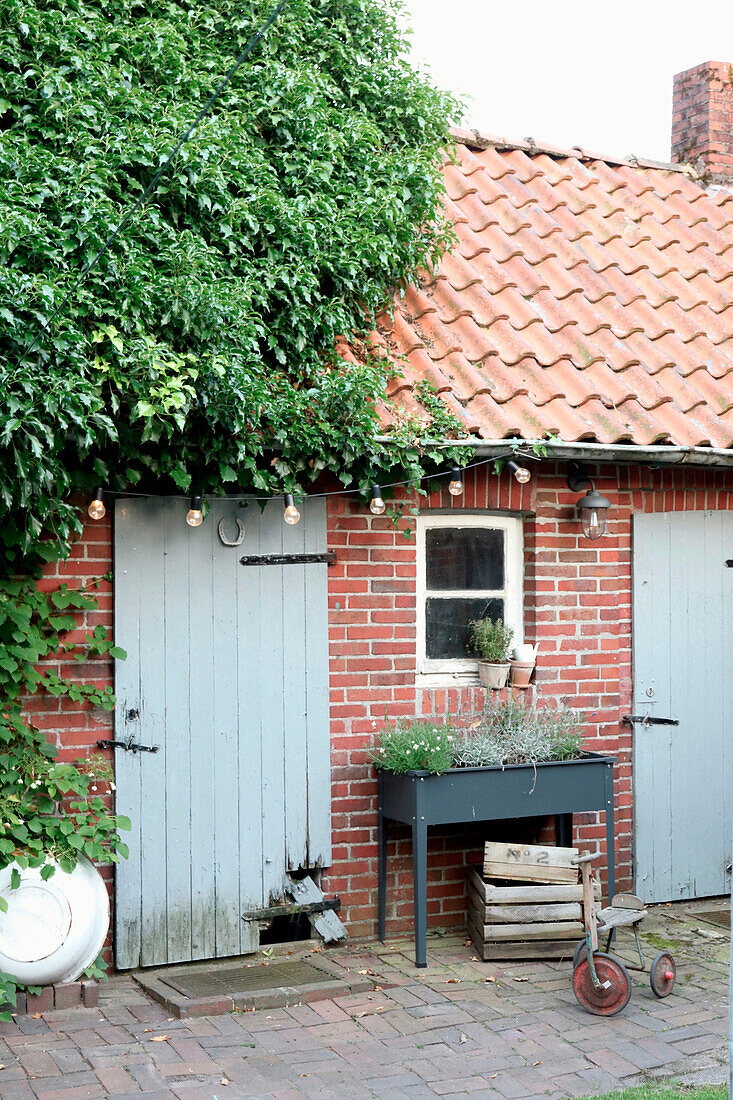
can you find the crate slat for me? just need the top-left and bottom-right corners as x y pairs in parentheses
(470, 934), (578, 961)
(480, 920), (584, 941)
(483, 841), (579, 884)
(469, 869), (600, 904)
(483, 902), (583, 923)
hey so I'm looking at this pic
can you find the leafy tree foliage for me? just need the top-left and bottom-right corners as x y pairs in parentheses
(0, 0), (461, 569)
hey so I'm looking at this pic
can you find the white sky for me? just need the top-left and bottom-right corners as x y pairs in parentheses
(399, 1), (733, 162)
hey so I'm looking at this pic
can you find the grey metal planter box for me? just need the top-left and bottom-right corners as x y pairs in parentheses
(377, 753), (615, 967)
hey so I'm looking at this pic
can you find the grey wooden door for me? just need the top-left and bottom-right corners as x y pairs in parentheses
(113, 497), (331, 969)
(633, 510), (733, 903)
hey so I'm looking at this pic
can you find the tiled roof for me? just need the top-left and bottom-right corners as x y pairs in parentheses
(370, 129), (733, 449)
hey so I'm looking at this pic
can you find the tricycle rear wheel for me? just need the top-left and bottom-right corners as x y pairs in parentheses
(649, 951), (676, 997)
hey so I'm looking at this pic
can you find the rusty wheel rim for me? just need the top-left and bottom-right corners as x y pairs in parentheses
(572, 953), (632, 1016)
(650, 951), (676, 998)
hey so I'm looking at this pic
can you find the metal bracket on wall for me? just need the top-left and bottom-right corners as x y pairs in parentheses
(622, 715), (679, 727)
(239, 551), (337, 567)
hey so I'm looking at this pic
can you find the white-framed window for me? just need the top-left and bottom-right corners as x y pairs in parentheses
(416, 513), (524, 679)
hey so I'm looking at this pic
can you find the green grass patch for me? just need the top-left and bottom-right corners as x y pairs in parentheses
(579, 1086), (727, 1100)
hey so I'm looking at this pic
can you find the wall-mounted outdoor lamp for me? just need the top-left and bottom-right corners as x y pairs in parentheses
(567, 462), (611, 541)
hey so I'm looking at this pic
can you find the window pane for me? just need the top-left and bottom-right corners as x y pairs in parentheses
(426, 527), (504, 590)
(425, 597), (504, 660)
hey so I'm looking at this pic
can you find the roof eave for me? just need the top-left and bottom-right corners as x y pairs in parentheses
(374, 436), (733, 468)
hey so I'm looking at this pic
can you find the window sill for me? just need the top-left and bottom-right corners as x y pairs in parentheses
(416, 669), (482, 690)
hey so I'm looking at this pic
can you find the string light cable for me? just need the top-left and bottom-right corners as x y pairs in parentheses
(9, 0), (288, 380)
(86, 448), (539, 517)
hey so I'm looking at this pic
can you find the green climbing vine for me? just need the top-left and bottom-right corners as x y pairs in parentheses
(0, 575), (131, 1012)
(0, 0), (470, 1006)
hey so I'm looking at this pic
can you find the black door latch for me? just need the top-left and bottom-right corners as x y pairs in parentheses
(97, 735), (159, 753)
(622, 715), (679, 727)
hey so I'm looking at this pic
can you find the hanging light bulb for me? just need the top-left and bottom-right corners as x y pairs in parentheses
(448, 467), (464, 496)
(186, 495), (204, 527)
(283, 493), (301, 525)
(506, 459), (531, 484)
(369, 484), (386, 515)
(87, 487), (106, 520)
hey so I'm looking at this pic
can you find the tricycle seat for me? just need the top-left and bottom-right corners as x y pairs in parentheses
(597, 904), (646, 930)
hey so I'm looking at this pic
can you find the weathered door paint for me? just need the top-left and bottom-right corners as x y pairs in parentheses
(633, 510), (733, 902)
(113, 497), (331, 969)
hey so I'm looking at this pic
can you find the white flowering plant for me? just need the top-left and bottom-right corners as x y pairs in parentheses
(369, 719), (454, 775)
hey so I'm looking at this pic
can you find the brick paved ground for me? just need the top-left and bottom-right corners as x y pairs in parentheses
(0, 900), (727, 1100)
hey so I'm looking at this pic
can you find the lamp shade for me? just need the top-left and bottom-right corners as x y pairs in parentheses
(577, 488), (611, 540)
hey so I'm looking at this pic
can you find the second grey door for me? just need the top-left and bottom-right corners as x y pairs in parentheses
(633, 510), (733, 902)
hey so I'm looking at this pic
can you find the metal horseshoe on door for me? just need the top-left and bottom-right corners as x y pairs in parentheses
(217, 517), (245, 546)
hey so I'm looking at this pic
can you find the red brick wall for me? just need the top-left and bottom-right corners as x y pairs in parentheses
(30, 462), (733, 955)
(672, 60), (733, 183)
(322, 461), (733, 937)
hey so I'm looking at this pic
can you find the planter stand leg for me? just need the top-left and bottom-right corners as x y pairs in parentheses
(378, 814), (387, 943)
(412, 821), (428, 968)
(555, 813), (573, 848)
(605, 764), (616, 902)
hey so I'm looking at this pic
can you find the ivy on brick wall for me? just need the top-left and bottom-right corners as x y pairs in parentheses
(0, 574), (129, 876)
(0, 575), (131, 1011)
(0, 0), (466, 976)
(0, 0), (465, 575)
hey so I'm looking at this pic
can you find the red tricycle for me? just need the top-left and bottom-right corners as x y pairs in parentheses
(571, 852), (676, 1016)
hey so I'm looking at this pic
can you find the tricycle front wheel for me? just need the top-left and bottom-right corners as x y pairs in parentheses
(572, 953), (632, 1016)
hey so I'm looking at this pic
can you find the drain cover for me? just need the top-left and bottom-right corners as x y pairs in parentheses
(694, 907), (730, 932)
(160, 958), (333, 998)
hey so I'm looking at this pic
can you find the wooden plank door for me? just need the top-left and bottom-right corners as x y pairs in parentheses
(113, 497), (331, 969)
(632, 510), (733, 902)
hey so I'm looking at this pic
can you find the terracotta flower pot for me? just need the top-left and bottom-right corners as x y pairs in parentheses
(510, 660), (535, 689)
(477, 661), (510, 689)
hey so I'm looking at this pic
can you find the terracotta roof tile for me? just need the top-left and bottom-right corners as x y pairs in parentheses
(371, 136), (733, 450)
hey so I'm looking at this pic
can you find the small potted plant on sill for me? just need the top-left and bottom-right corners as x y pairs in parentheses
(468, 617), (513, 690)
(510, 642), (538, 689)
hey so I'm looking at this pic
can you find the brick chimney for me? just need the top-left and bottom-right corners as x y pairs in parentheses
(672, 61), (733, 184)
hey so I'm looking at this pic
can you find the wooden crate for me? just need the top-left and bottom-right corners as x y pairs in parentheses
(469, 841), (601, 961)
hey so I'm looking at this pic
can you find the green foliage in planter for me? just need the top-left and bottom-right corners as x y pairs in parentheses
(0, 0), (464, 571)
(451, 697), (584, 768)
(369, 718), (454, 774)
(371, 698), (584, 774)
(0, 575), (130, 875)
(467, 618), (514, 663)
